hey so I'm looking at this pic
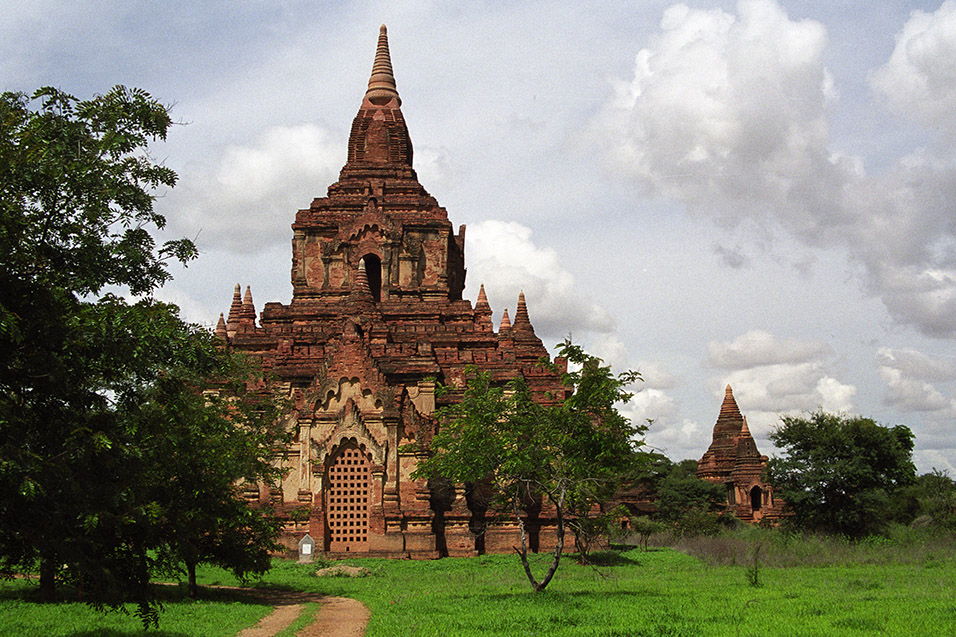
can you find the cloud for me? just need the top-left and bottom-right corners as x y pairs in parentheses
(871, 1), (956, 137)
(593, 0), (847, 242)
(623, 391), (707, 461)
(706, 330), (855, 439)
(165, 124), (344, 253)
(877, 347), (956, 414)
(465, 220), (615, 341)
(723, 363), (855, 415)
(593, 0), (956, 338)
(707, 329), (832, 369)
(876, 347), (956, 383)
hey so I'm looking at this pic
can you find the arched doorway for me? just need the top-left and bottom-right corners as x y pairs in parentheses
(361, 254), (382, 302)
(750, 485), (763, 512)
(326, 441), (372, 552)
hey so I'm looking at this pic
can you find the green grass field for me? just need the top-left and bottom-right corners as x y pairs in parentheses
(2, 531), (955, 636)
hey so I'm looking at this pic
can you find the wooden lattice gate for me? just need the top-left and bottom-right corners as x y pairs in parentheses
(326, 442), (371, 552)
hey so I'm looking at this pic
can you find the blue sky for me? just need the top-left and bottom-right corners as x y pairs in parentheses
(5, 0), (956, 471)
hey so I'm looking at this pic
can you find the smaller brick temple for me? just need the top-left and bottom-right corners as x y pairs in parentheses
(697, 385), (785, 523)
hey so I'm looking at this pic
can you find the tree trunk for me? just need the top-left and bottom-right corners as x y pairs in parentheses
(512, 489), (566, 593)
(533, 490), (565, 592)
(39, 556), (56, 602)
(187, 560), (198, 599)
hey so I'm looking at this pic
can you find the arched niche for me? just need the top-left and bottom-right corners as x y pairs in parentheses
(362, 253), (382, 302)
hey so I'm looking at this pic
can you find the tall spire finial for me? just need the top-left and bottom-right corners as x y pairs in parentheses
(513, 291), (533, 332)
(365, 24), (401, 106)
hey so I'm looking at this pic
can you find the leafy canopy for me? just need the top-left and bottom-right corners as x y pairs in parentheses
(0, 86), (282, 625)
(413, 340), (647, 591)
(766, 411), (916, 536)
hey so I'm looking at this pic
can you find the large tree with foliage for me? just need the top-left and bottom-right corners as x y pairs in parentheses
(766, 411), (916, 536)
(0, 86), (285, 624)
(413, 341), (646, 592)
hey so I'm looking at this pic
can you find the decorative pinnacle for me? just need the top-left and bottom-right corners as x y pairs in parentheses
(740, 415), (751, 437)
(239, 285), (257, 327)
(365, 24), (401, 106)
(513, 291), (532, 330)
(215, 313), (227, 339)
(475, 284), (491, 313)
(499, 308), (511, 331)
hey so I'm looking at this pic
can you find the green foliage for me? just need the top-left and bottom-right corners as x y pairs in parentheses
(652, 457), (728, 535)
(0, 86), (193, 297)
(0, 86), (283, 625)
(629, 516), (665, 551)
(767, 411), (917, 537)
(412, 339), (647, 591)
(891, 470), (956, 531)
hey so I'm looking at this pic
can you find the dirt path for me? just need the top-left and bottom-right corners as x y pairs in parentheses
(225, 588), (370, 637)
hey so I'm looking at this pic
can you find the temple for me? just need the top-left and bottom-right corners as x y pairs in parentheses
(216, 26), (566, 557)
(697, 385), (786, 523)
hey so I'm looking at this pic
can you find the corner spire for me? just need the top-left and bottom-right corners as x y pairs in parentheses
(365, 24), (401, 107)
(350, 258), (375, 306)
(740, 415), (752, 438)
(241, 286), (256, 321)
(215, 313), (227, 339)
(499, 308), (512, 332)
(475, 284), (491, 312)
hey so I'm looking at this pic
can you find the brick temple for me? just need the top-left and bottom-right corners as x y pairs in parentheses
(697, 385), (786, 523)
(216, 26), (567, 557)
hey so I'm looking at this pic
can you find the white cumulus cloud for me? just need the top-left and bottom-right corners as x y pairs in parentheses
(871, 1), (956, 137)
(593, 0), (956, 339)
(465, 220), (615, 342)
(708, 329), (832, 369)
(166, 124), (345, 253)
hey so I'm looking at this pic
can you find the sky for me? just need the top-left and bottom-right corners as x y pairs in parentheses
(5, 0), (956, 472)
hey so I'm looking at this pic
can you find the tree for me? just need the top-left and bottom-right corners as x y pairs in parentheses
(890, 469), (956, 531)
(97, 298), (288, 599)
(653, 458), (728, 535)
(413, 340), (646, 592)
(766, 411), (916, 536)
(0, 86), (284, 624)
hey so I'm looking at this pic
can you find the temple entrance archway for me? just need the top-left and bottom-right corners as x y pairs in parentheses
(750, 485), (762, 512)
(326, 441), (372, 552)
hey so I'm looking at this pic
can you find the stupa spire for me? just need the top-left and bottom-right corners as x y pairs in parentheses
(226, 283), (242, 336)
(513, 291), (532, 331)
(342, 25), (413, 170)
(712, 384), (745, 440)
(365, 24), (401, 107)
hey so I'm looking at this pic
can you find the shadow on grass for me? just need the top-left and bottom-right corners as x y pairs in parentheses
(571, 551), (641, 566)
(482, 588), (666, 602)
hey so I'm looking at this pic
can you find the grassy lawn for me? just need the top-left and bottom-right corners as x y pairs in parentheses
(2, 537), (955, 636)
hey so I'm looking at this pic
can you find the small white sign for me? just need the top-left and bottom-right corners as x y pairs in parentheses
(302, 543), (312, 555)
